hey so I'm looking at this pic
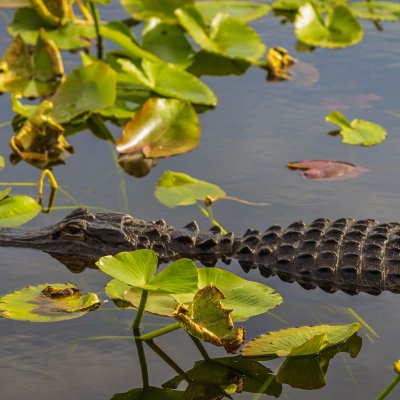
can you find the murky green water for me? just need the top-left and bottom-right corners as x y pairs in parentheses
(1, 3), (400, 399)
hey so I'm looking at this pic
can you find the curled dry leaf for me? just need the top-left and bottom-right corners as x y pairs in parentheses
(288, 160), (368, 181)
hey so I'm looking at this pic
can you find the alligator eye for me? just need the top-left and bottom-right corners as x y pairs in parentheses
(63, 221), (87, 238)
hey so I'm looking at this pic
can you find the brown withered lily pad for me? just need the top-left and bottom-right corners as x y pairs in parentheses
(173, 285), (245, 354)
(10, 100), (74, 168)
(288, 160), (368, 181)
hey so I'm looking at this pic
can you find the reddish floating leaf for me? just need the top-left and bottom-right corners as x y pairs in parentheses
(288, 160), (368, 181)
(320, 94), (382, 111)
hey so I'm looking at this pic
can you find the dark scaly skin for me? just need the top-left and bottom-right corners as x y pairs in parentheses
(1, 208), (400, 295)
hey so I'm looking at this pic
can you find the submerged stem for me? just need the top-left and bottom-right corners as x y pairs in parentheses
(133, 328), (149, 388)
(89, 1), (103, 59)
(189, 335), (210, 360)
(146, 339), (192, 383)
(132, 290), (148, 330)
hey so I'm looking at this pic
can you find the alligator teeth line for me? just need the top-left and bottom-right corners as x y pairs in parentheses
(1, 208), (400, 295)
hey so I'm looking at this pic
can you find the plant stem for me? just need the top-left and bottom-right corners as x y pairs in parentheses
(137, 323), (180, 341)
(251, 374), (275, 400)
(133, 328), (149, 388)
(89, 1), (103, 59)
(375, 375), (400, 400)
(132, 290), (148, 330)
(189, 335), (210, 360)
(146, 339), (192, 383)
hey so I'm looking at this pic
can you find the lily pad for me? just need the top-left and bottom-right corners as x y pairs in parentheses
(9, 8), (96, 50)
(155, 170), (226, 208)
(294, 3), (364, 48)
(175, 5), (266, 62)
(142, 19), (195, 68)
(120, 0), (194, 23)
(350, 2), (400, 21)
(196, 1), (271, 23)
(288, 160), (369, 180)
(119, 58), (217, 106)
(0, 31), (63, 98)
(0, 194), (40, 226)
(117, 98), (200, 158)
(174, 285), (245, 353)
(242, 322), (361, 357)
(0, 283), (100, 322)
(10, 100), (74, 168)
(118, 267), (282, 320)
(51, 61), (117, 123)
(97, 249), (198, 294)
(326, 110), (387, 146)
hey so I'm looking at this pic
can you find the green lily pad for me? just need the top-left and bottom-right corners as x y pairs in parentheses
(0, 31), (63, 98)
(117, 98), (200, 158)
(0, 194), (41, 226)
(51, 61), (117, 123)
(175, 5), (266, 62)
(10, 100), (73, 168)
(294, 3), (364, 48)
(326, 110), (387, 146)
(9, 8), (96, 50)
(155, 170), (226, 208)
(142, 19), (195, 68)
(242, 322), (362, 357)
(97, 249), (198, 294)
(119, 58), (217, 106)
(174, 285), (245, 353)
(350, 2), (400, 21)
(197, 1), (271, 23)
(118, 267), (282, 320)
(0, 283), (100, 322)
(120, 0), (194, 23)
(272, 0), (337, 12)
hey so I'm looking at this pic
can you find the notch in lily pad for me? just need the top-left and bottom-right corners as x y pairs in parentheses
(96, 249), (199, 294)
(326, 110), (387, 146)
(0, 283), (100, 322)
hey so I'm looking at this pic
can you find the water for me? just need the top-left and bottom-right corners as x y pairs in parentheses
(1, 3), (400, 399)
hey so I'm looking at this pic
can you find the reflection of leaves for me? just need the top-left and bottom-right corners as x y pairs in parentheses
(0, 193), (40, 226)
(350, 1), (400, 21)
(164, 356), (282, 398)
(174, 285), (245, 353)
(277, 334), (362, 389)
(112, 386), (183, 399)
(0, 283), (100, 322)
(10, 100), (74, 169)
(326, 110), (387, 146)
(117, 98), (200, 158)
(0, 31), (63, 98)
(288, 160), (369, 180)
(294, 3), (364, 48)
(8, 8), (96, 50)
(242, 323), (361, 357)
(118, 153), (159, 178)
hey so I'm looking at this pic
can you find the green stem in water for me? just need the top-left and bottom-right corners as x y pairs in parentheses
(137, 323), (180, 341)
(146, 339), (192, 383)
(133, 328), (149, 388)
(132, 290), (148, 330)
(89, 1), (103, 59)
(189, 335), (210, 360)
(375, 375), (400, 400)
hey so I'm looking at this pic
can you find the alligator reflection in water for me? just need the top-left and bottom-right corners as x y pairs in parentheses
(111, 336), (362, 399)
(1, 208), (400, 295)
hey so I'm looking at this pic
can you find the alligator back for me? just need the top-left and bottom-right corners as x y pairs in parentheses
(232, 218), (400, 295)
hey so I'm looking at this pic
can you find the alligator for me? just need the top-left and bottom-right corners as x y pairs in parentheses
(1, 208), (400, 295)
